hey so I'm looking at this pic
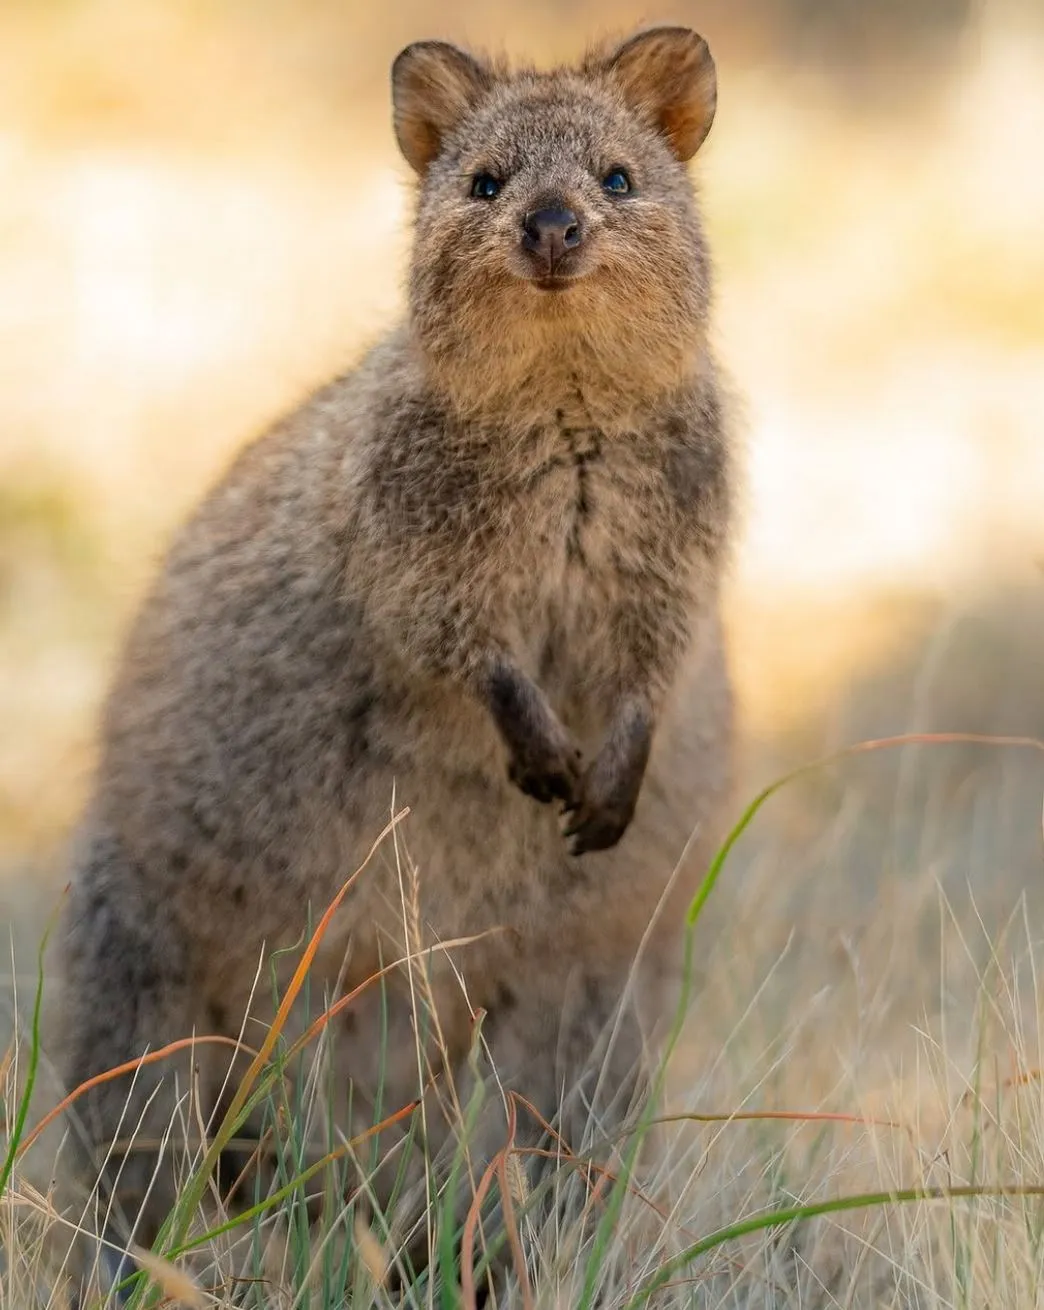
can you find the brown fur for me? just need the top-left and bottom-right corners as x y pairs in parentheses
(55, 26), (737, 1292)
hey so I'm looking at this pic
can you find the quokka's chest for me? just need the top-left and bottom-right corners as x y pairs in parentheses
(506, 435), (663, 579)
(490, 444), (660, 647)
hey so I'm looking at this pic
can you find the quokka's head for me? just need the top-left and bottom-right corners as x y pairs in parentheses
(391, 28), (718, 405)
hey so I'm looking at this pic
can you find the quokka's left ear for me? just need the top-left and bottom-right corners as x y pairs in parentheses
(598, 27), (717, 161)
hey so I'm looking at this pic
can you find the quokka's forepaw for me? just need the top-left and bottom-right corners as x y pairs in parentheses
(508, 743), (583, 806)
(561, 794), (634, 856)
(560, 725), (648, 856)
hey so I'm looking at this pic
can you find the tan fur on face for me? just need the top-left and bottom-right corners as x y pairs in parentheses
(404, 38), (718, 420)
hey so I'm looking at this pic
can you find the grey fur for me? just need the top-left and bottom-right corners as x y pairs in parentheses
(54, 25), (738, 1291)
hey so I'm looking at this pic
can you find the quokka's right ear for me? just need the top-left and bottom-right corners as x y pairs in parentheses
(392, 41), (492, 174)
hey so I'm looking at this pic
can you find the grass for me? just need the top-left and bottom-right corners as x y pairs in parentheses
(4, 732), (1044, 1307)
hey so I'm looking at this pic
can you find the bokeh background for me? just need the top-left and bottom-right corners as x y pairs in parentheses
(3, 0), (1044, 1120)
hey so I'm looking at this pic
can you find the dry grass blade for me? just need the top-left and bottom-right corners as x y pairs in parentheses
(495, 1096), (533, 1310)
(652, 1109), (902, 1130)
(460, 1155), (498, 1310)
(353, 1211), (391, 1288)
(129, 1245), (207, 1307)
(286, 929), (502, 1060)
(16, 1035), (257, 1160)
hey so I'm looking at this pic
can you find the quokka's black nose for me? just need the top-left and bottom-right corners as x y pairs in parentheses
(521, 207), (582, 270)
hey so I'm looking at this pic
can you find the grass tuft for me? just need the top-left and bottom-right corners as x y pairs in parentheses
(3, 731), (1044, 1305)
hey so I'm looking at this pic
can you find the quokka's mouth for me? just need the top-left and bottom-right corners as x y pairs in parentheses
(527, 273), (584, 292)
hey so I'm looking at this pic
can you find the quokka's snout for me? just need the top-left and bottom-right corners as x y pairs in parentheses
(520, 202), (583, 284)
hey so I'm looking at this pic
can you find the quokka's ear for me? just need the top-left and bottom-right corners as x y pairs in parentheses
(391, 41), (493, 174)
(600, 27), (717, 161)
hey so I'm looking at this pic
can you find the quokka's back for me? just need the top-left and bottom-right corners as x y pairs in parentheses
(55, 26), (738, 1299)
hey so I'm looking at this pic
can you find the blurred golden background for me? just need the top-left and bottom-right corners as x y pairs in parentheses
(2, 0), (1044, 1071)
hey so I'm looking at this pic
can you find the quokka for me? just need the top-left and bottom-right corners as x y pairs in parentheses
(56, 23), (737, 1297)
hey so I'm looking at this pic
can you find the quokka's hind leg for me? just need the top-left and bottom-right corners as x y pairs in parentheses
(56, 829), (220, 1303)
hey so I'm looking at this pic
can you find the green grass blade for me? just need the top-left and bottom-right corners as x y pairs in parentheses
(622, 1184), (1044, 1309)
(0, 907), (60, 1199)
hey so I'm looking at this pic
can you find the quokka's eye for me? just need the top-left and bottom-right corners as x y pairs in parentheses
(602, 168), (632, 196)
(471, 173), (502, 200)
